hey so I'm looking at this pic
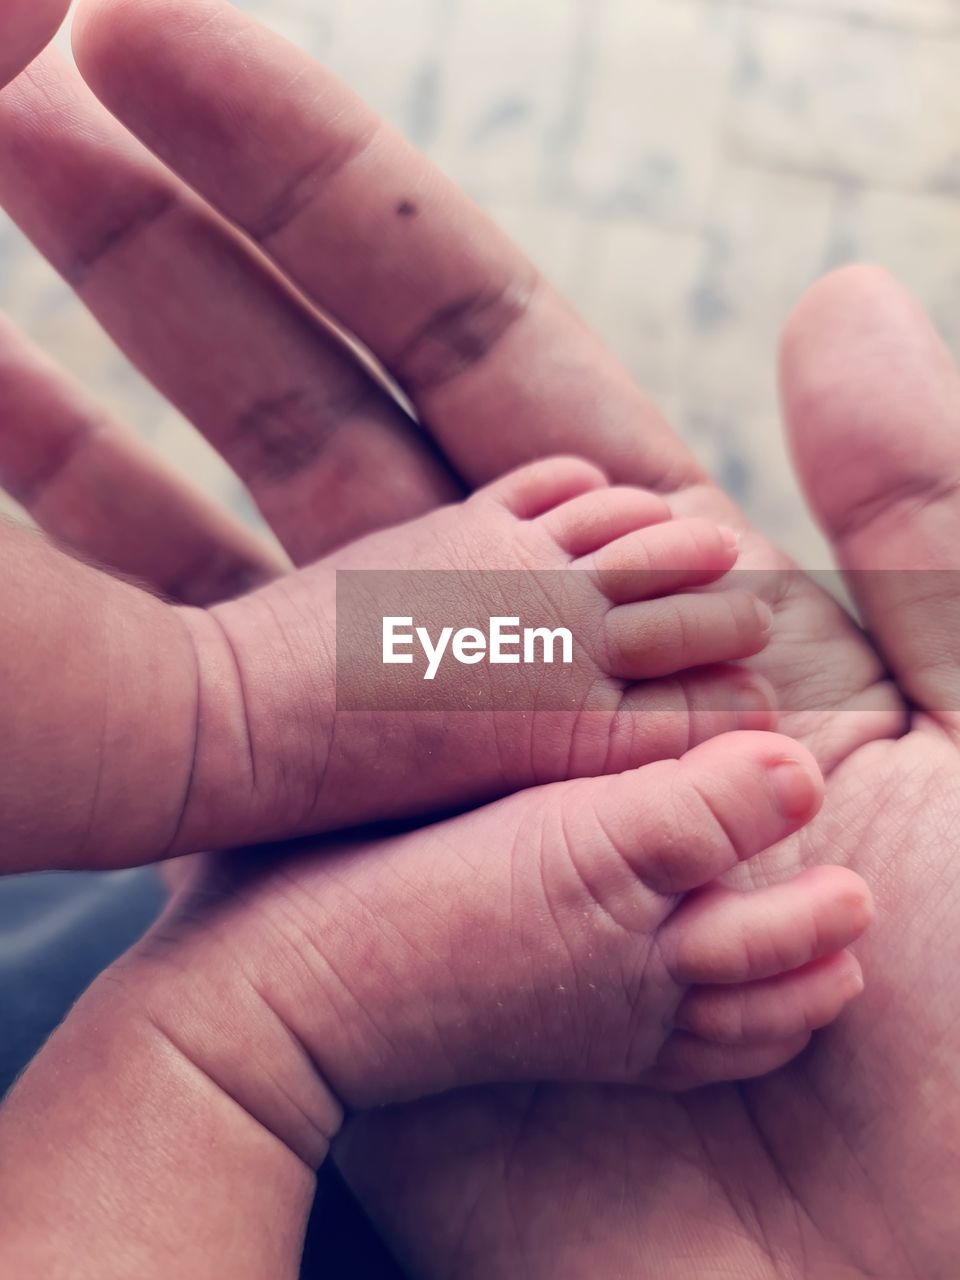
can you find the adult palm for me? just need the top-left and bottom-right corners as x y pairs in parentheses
(339, 271), (960, 1280)
(0, 0), (957, 1273)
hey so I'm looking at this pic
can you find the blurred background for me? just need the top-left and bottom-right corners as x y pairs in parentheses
(1, 6), (958, 1263)
(4, 0), (960, 571)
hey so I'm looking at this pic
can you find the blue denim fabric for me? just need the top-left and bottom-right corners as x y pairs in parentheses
(0, 870), (403, 1278)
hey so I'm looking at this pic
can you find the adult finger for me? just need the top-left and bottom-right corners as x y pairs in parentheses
(782, 265), (960, 728)
(72, 0), (703, 494)
(0, 51), (458, 565)
(0, 0), (69, 86)
(0, 313), (282, 602)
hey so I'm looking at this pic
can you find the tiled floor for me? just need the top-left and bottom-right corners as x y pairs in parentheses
(4, 0), (960, 566)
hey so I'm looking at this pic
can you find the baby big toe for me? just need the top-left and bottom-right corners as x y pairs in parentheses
(587, 733), (823, 898)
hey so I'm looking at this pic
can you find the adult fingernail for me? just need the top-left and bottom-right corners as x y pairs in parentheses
(769, 756), (820, 819)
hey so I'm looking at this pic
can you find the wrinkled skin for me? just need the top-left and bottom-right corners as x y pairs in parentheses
(320, 274), (960, 1280)
(0, 0), (958, 1273)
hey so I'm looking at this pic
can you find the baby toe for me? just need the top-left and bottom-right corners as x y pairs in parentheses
(647, 1029), (812, 1090)
(664, 866), (873, 986)
(572, 732), (823, 900)
(604, 669), (778, 772)
(588, 518), (741, 604)
(478, 456), (608, 519)
(539, 485), (671, 557)
(602, 588), (773, 680)
(676, 950), (864, 1045)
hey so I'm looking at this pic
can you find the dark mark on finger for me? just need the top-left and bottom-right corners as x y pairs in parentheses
(396, 200), (418, 218)
(394, 277), (538, 391)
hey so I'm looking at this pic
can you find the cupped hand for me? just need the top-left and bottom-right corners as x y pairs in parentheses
(342, 272), (960, 1279)
(0, 1), (956, 1275)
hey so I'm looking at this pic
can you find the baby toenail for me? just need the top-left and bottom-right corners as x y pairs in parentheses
(718, 525), (741, 553)
(754, 599), (775, 636)
(769, 757), (818, 819)
(842, 965), (866, 998)
(733, 679), (777, 730)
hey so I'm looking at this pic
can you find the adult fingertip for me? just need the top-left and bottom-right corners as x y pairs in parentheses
(0, 0), (70, 87)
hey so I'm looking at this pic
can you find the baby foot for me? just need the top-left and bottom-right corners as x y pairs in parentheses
(178, 459), (776, 851)
(166, 732), (871, 1118)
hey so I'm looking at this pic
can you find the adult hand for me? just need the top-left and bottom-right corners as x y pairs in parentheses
(0, 1), (955, 1275)
(344, 270), (960, 1279)
(0, 0), (69, 87)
